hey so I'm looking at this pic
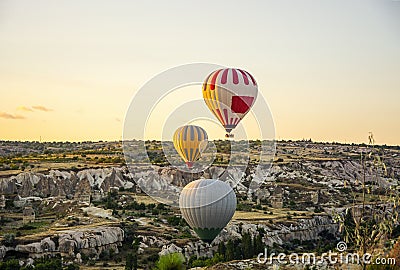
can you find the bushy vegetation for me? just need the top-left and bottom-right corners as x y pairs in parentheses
(125, 238), (140, 270)
(186, 232), (264, 268)
(155, 252), (185, 270)
(0, 257), (79, 270)
(2, 233), (16, 246)
(166, 216), (187, 227)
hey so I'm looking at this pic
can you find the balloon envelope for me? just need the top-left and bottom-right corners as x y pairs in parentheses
(179, 179), (237, 243)
(202, 68), (258, 136)
(173, 125), (208, 168)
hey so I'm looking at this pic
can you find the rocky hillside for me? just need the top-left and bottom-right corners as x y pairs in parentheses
(1, 156), (398, 209)
(140, 216), (338, 260)
(0, 168), (133, 198)
(0, 226), (123, 261)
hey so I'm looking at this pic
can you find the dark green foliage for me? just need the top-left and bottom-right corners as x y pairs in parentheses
(65, 264), (79, 270)
(236, 203), (252, 212)
(18, 224), (36, 230)
(253, 204), (263, 210)
(254, 234), (264, 255)
(392, 225), (400, 239)
(125, 238), (139, 270)
(225, 240), (235, 261)
(104, 192), (118, 210)
(241, 232), (254, 259)
(166, 216), (187, 227)
(4, 199), (14, 210)
(125, 253), (135, 270)
(0, 257), (79, 270)
(314, 206), (324, 213)
(188, 253), (224, 267)
(2, 233), (15, 246)
(125, 200), (146, 211)
(217, 242), (226, 256)
(156, 203), (166, 210)
(0, 259), (20, 270)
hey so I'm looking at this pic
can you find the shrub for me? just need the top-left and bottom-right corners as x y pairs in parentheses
(155, 253), (185, 270)
(19, 224), (35, 230)
(0, 259), (20, 270)
(3, 233), (16, 246)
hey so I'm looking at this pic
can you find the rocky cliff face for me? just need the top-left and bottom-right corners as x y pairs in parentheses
(216, 216), (338, 246)
(58, 226), (124, 258)
(0, 166), (250, 207)
(15, 237), (56, 258)
(0, 226), (124, 261)
(141, 216), (339, 259)
(2, 158), (396, 202)
(1, 159), (397, 215)
(0, 168), (134, 199)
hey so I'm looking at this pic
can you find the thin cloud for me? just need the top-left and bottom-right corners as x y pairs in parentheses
(32, 105), (53, 112)
(17, 106), (34, 112)
(0, 112), (25, 119)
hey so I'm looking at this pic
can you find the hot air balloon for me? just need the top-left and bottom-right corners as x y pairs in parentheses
(179, 179), (237, 243)
(173, 125), (208, 169)
(203, 68), (258, 137)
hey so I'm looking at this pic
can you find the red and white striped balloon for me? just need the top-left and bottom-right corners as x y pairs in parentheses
(202, 68), (258, 137)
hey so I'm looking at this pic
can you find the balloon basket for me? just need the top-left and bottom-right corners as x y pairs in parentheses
(185, 162), (194, 169)
(225, 134), (234, 138)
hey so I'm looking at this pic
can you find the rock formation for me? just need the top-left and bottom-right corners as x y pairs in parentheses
(0, 226), (124, 261)
(58, 226), (124, 259)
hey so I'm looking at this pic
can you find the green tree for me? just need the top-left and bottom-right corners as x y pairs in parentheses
(217, 242), (226, 260)
(254, 234), (264, 255)
(125, 238), (140, 270)
(125, 253), (134, 270)
(242, 232), (254, 259)
(225, 240), (235, 261)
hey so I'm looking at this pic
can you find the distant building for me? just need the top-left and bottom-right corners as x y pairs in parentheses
(23, 206), (35, 224)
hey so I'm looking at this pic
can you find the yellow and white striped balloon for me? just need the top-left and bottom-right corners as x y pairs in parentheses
(173, 125), (208, 168)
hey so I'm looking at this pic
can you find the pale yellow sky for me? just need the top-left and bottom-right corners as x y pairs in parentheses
(0, 1), (399, 144)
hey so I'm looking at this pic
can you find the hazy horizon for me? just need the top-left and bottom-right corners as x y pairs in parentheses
(1, 137), (398, 147)
(1, 1), (399, 145)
